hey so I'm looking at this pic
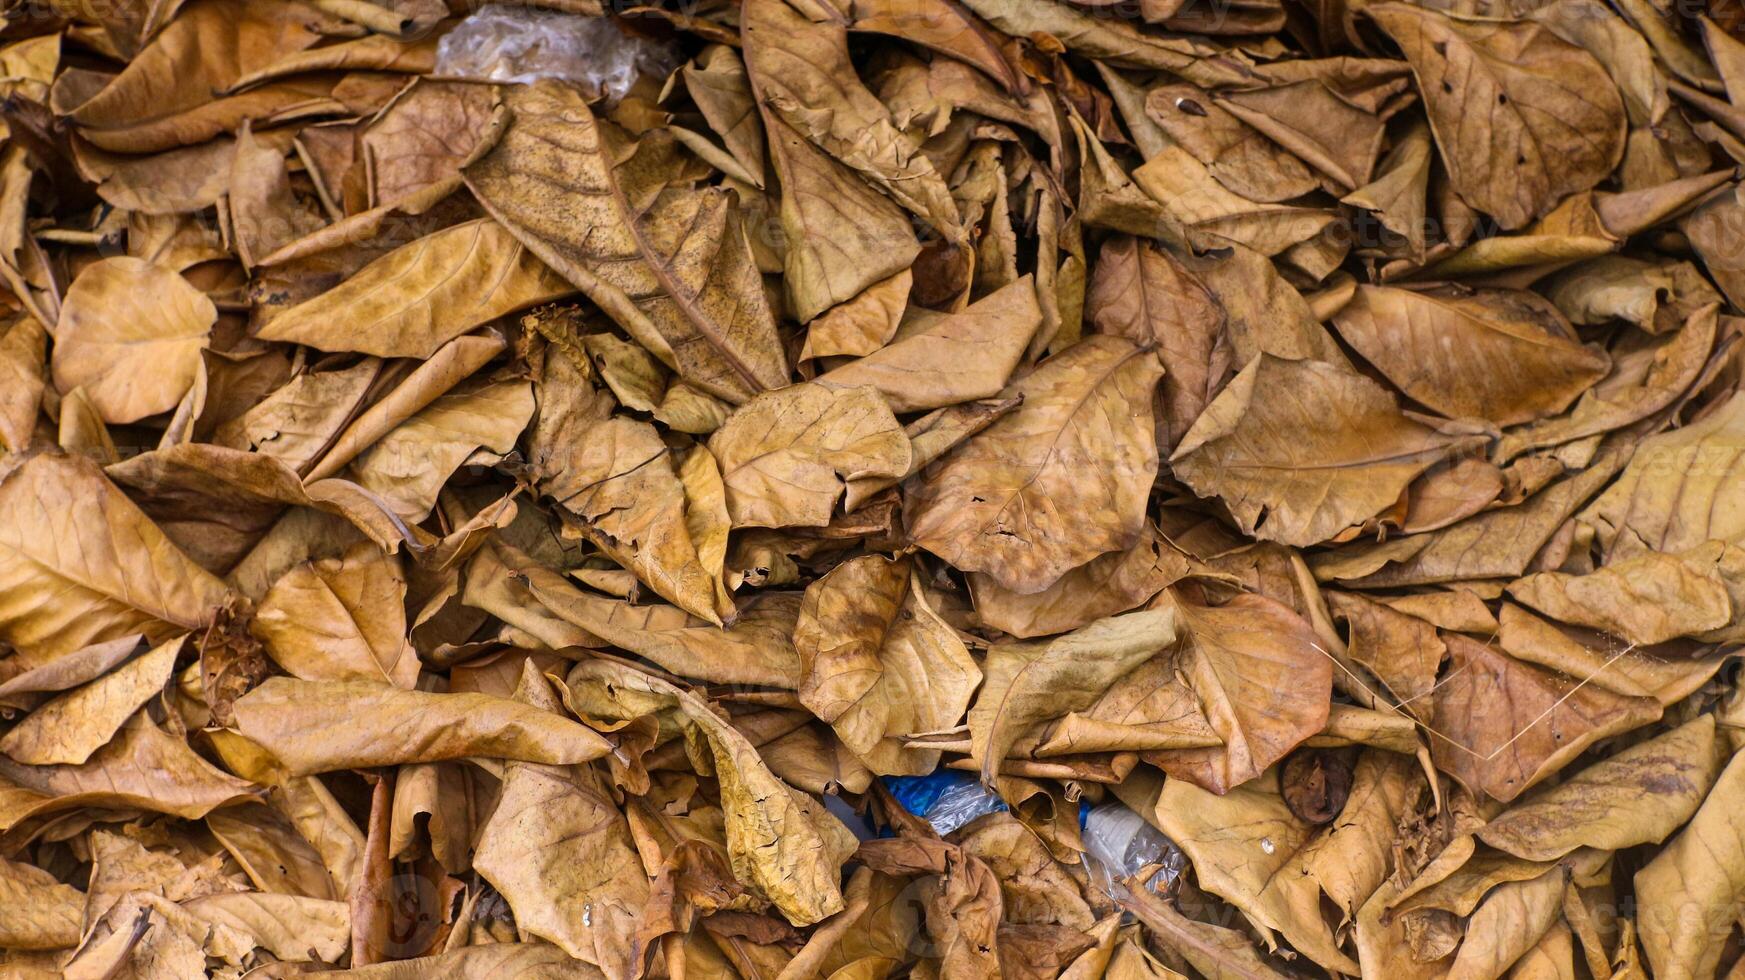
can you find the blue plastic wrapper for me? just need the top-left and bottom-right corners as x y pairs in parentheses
(884, 770), (1007, 836)
(884, 770), (1095, 837)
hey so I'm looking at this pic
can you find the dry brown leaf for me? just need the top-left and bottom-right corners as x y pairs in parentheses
(708, 381), (911, 529)
(1580, 390), (1745, 560)
(1478, 714), (1724, 861)
(908, 335), (1163, 594)
(1172, 355), (1482, 547)
(1143, 593), (1334, 793)
(543, 416), (734, 623)
(473, 662), (649, 977)
(1505, 544), (1735, 644)
(969, 607), (1180, 781)
(0, 634), (179, 765)
(1370, 3), (1627, 229)
(229, 676), (613, 776)
(564, 659), (858, 926)
(1634, 748), (1745, 980)
(0, 453), (227, 664)
(465, 81), (788, 403)
(251, 542), (417, 688)
(0, 855), (83, 950)
(1086, 236), (1230, 449)
(257, 219), (573, 359)
(1331, 286), (1611, 427)
(51, 257), (213, 424)
(794, 555), (981, 775)
(816, 276), (1042, 412)
(1426, 633), (1662, 802)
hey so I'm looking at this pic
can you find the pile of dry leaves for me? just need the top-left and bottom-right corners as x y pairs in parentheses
(6, 0), (1745, 975)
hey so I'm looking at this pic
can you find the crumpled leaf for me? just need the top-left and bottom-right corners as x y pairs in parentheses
(543, 417), (735, 623)
(0, 634), (180, 765)
(1172, 355), (1483, 547)
(465, 81), (788, 403)
(794, 555), (981, 775)
(708, 381), (911, 529)
(1143, 592), (1335, 793)
(474, 662), (649, 977)
(564, 659), (858, 926)
(1505, 543), (1735, 645)
(969, 607), (1180, 782)
(908, 335), (1163, 594)
(0, 855), (84, 949)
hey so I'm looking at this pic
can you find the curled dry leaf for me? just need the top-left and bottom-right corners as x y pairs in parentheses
(228, 676), (613, 776)
(0, 633), (179, 765)
(794, 555), (981, 775)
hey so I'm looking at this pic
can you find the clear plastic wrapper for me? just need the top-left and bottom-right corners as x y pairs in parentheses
(1081, 802), (1187, 899)
(434, 6), (677, 104)
(885, 770), (1008, 837)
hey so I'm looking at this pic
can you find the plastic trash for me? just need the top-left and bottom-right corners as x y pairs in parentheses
(435, 6), (677, 105)
(885, 770), (1008, 837)
(1081, 801), (1187, 899)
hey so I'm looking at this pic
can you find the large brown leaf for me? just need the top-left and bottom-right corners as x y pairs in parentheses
(1478, 715), (1724, 861)
(1369, 3), (1627, 229)
(708, 382), (911, 529)
(1331, 285), (1611, 427)
(229, 677), (613, 776)
(0, 453), (228, 664)
(817, 276), (1042, 413)
(1171, 355), (1482, 547)
(907, 335), (1164, 594)
(1580, 390), (1745, 560)
(0, 712), (257, 829)
(464, 81), (788, 403)
(793, 555), (981, 775)
(250, 542), (418, 688)
(763, 110), (919, 323)
(256, 219), (573, 359)
(51, 257), (213, 424)
(1426, 633), (1662, 801)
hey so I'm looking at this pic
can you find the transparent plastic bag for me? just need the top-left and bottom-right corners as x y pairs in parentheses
(1081, 802), (1187, 899)
(884, 770), (1008, 837)
(435, 6), (677, 104)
